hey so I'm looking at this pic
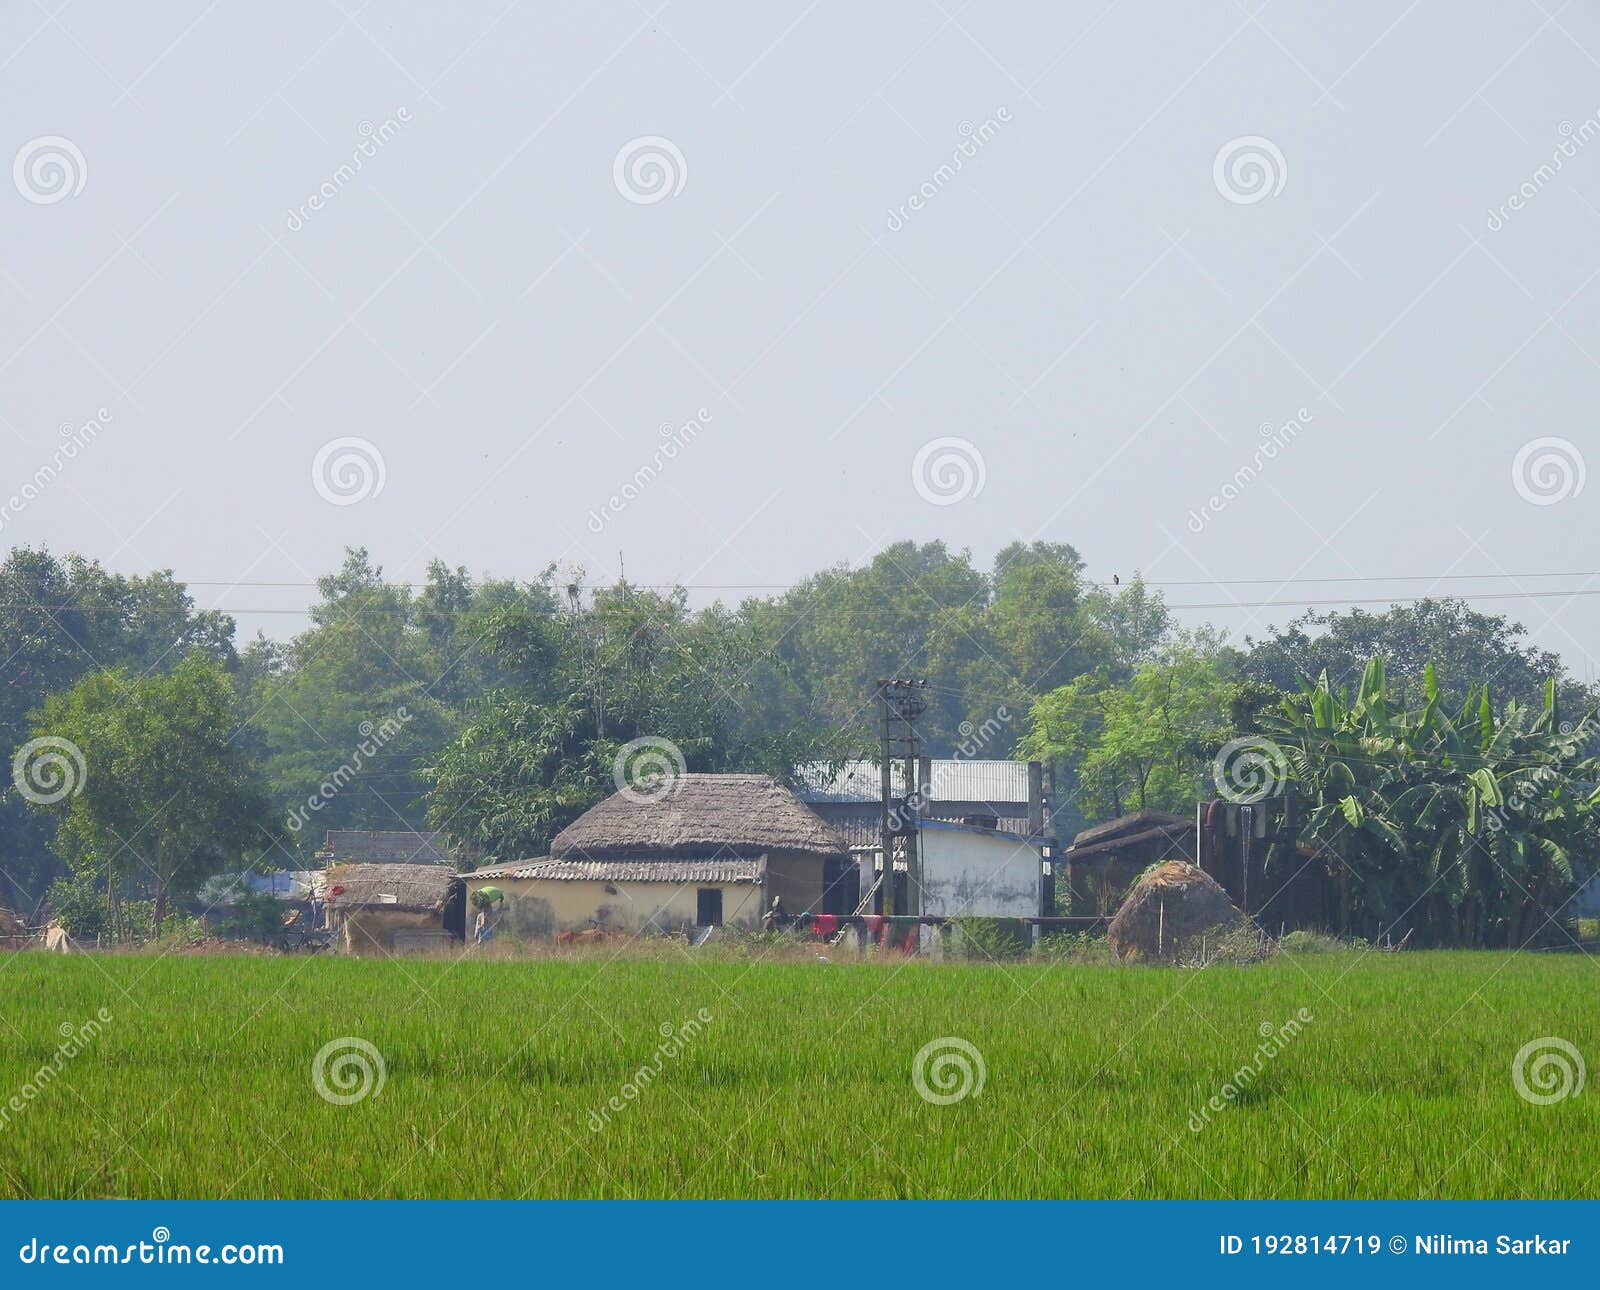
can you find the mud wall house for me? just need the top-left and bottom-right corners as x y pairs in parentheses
(319, 863), (464, 954)
(464, 859), (766, 938)
(461, 774), (849, 940)
(1064, 810), (1197, 915)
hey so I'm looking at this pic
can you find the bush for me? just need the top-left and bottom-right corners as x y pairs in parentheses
(45, 878), (111, 939)
(1278, 929), (1348, 955)
(216, 890), (286, 943)
(1032, 931), (1117, 964)
(949, 917), (1029, 961)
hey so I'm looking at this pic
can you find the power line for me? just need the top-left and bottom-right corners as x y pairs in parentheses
(10, 586), (1600, 615)
(130, 569), (1600, 590)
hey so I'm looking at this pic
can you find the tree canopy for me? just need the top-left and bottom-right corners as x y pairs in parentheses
(5, 538), (1595, 953)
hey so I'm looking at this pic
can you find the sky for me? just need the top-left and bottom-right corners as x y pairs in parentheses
(3, 1), (1599, 676)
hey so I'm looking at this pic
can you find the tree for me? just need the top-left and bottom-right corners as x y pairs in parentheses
(27, 652), (272, 936)
(1020, 646), (1249, 819)
(1245, 599), (1594, 717)
(238, 548), (559, 859)
(0, 548), (236, 908)
(427, 581), (859, 862)
(1261, 659), (1600, 946)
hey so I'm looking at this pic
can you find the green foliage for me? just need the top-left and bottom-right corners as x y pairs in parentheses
(0, 548), (236, 906)
(948, 917), (1028, 960)
(44, 877), (110, 939)
(427, 584), (863, 861)
(1245, 599), (1597, 716)
(240, 550), (554, 861)
(5, 952), (1599, 1198)
(734, 541), (1170, 756)
(1021, 645), (1253, 817)
(1262, 660), (1600, 946)
(28, 652), (273, 936)
(216, 889), (289, 943)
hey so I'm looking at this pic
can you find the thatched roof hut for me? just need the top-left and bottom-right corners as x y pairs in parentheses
(320, 863), (457, 912)
(1107, 860), (1244, 963)
(319, 863), (463, 954)
(551, 773), (847, 860)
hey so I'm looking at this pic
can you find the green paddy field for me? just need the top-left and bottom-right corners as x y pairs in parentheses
(0, 950), (1595, 1198)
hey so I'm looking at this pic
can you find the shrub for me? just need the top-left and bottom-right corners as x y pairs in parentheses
(45, 878), (111, 939)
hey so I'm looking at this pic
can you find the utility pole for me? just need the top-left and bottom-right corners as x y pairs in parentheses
(875, 678), (929, 924)
(567, 581), (605, 738)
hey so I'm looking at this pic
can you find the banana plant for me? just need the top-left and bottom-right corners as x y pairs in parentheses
(1259, 660), (1600, 946)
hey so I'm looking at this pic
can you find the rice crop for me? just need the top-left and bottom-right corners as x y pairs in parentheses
(0, 950), (1594, 1198)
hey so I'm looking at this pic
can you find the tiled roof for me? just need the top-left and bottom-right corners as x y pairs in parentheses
(466, 857), (763, 884)
(318, 830), (452, 865)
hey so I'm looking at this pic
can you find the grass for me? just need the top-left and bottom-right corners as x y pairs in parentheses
(0, 949), (1595, 1198)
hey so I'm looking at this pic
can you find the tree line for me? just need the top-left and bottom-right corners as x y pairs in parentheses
(4, 541), (1595, 946)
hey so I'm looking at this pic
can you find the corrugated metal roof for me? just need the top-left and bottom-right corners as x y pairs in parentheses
(466, 858), (763, 884)
(796, 759), (1033, 804)
(810, 805), (1037, 848)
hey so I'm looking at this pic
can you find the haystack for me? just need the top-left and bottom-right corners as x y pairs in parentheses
(1107, 861), (1244, 963)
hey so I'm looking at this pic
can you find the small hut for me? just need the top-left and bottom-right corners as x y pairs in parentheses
(320, 863), (463, 955)
(1106, 861), (1244, 963)
(1065, 810), (1196, 915)
(463, 774), (848, 940)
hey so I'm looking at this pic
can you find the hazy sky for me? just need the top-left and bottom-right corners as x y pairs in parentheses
(4, 2), (1598, 675)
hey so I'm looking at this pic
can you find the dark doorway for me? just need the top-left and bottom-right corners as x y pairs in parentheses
(822, 857), (860, 916)
(696, 888), (723, 926)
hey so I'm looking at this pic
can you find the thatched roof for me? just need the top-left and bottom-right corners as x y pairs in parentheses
(320, 863), (457, 913)
(468, 858), (763, 884)
(551, 774), (847, 861)
(317, 830), (451, 865)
